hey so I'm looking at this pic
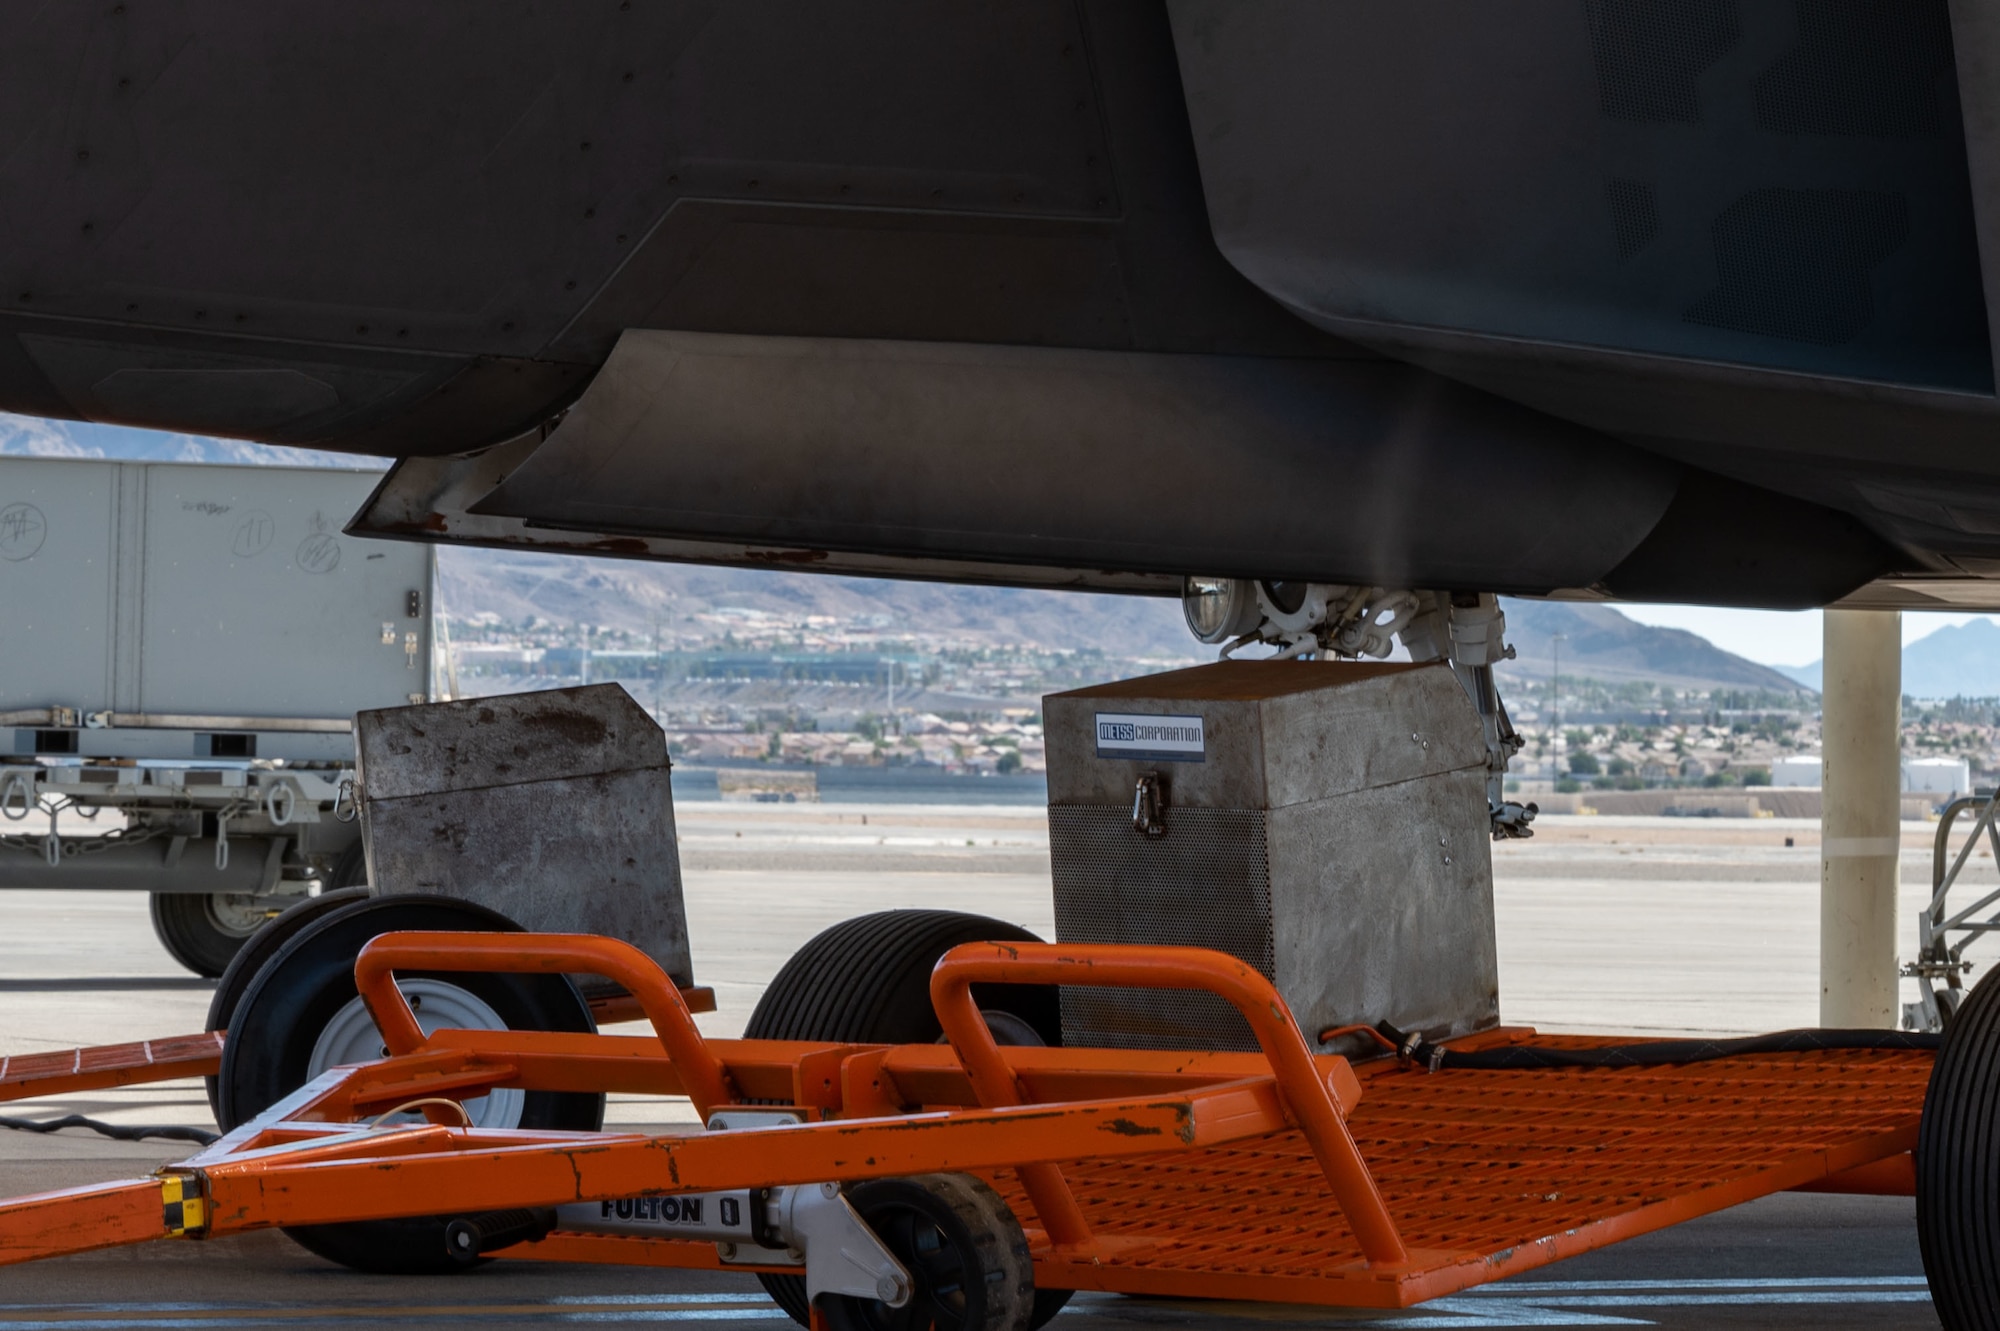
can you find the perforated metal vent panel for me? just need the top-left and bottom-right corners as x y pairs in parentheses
(1754, 1), (1954, 139)
(1606, 178), (1660, 259)
(1049, 803), (1273, 1052)
(1582, 0), (1741, 125)
(1683, 187), (1908, 345)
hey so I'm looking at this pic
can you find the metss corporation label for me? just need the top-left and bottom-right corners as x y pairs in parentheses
(1094, 713), (1205, 762)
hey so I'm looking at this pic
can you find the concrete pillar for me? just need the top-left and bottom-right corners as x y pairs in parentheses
(1820, 608), (1902, 1028)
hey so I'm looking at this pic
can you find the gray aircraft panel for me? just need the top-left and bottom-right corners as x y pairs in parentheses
(0, 4), (1996, 609)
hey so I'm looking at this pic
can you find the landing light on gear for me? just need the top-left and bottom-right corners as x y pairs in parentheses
(1182, 576), (1262, 644)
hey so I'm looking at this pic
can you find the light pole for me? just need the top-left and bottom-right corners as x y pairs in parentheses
(1551, 633), (1567, 782)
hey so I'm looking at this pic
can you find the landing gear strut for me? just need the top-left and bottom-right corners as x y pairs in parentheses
(1181, 579), (1535, 839)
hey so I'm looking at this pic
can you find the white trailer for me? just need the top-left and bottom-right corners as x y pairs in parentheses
(0, 456), (434, 975)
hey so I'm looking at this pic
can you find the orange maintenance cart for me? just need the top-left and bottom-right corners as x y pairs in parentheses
(0, 931), (1940, 1329)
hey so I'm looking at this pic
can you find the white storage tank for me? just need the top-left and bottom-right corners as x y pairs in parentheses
(1771, 755), (1823, 788)
(1905, 757), (1972, 800)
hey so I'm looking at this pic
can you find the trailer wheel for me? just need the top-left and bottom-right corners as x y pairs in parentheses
(202, 885), (371, 1119)
(216, 894), (602, 1274)
(150, 891), (288, 978)
(1920, 963), (2000, 1330)
(745, 910), (1068, 1328)
(819, 1173), (1035, 1331)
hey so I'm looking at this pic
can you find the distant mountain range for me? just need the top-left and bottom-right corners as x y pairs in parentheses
(1496, 599), (1808, 693)
(1, 414), (1818, 690)
(1778, 618), (2000, 699)
(438, 546), (1201, 658)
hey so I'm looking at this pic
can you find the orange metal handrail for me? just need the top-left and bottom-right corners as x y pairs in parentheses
(353, 931), (736, 1116)
(931, 941), (1410, 1267)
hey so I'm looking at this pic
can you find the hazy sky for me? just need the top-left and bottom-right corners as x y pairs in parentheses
(1616, 605), (1998, 668)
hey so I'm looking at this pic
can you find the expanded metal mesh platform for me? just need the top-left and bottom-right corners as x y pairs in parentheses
(1005, 1037), (1934, 1308)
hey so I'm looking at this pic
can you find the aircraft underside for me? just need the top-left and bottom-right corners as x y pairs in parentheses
(0, 2), (1995, 611)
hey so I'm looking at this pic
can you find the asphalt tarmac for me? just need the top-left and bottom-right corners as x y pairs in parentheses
(0, 1191), (1937, 1329)
(0, 810), (1950, 1328)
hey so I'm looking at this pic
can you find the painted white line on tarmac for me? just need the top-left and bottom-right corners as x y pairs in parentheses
(0, 1311), (784, 1319)
(0, 1292), (791, 1329)
(1473, 1276), (1927, 1291)
(1359, 1276), (1931, 1328)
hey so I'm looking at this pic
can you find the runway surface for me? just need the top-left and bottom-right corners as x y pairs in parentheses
(0, 810), (1950, 1328)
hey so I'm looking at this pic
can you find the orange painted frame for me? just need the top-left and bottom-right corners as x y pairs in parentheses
(0, 931), (1934, 1310)
(0, 987), (712, 1106)
(0, 934), (1364, 1266)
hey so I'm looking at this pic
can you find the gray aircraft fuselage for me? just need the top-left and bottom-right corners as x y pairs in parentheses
(0, 2), (1994, 611)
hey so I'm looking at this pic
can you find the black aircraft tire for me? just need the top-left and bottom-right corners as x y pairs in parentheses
(202, 885), (372, 1119)
(743, 910), (1067, 1329)
(217, 894), (602, 1274)
(1920, 963), (2000, 1331)
(745, 910), (1060, 1048)
(149, 891), (273, 979)
(818, 1173), (1035, 1331)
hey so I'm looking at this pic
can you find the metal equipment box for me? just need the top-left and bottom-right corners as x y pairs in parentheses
(356, 684), (694, 987)
(0, 456), (432, 759)
(1044, 660), (1499, 1053)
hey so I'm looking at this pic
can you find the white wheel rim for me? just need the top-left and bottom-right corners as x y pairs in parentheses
(306, 979), (526, 1129)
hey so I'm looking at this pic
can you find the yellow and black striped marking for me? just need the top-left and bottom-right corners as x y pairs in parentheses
(159, 1175), (204, 1237)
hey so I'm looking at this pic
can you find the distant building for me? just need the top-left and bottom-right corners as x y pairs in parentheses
(453, 645), (545, 668)
(1764, 753), (1969, 800)
(1906, 757), (1972, 800)
(1771, 755), (1822, 787)
(685, 652), (911, 684)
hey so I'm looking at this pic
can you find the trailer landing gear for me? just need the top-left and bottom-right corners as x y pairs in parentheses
(825, 1174), (1035, 1331)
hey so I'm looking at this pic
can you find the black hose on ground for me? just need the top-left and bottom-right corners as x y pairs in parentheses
(1378, 1024), (1940, 1072)
(0, 1113), (218, 1146)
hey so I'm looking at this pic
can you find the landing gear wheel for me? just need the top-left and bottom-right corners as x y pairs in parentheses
(202, 885), (371, 1119)
(216, 894), (602, 1274)
(1920, 964), (2000, 1330)
(819, 1174), (1035, 1331)
(746, 910), (1060, 1049)
(745, 910), (1069, 1328)
(150, 891), (289, 978)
